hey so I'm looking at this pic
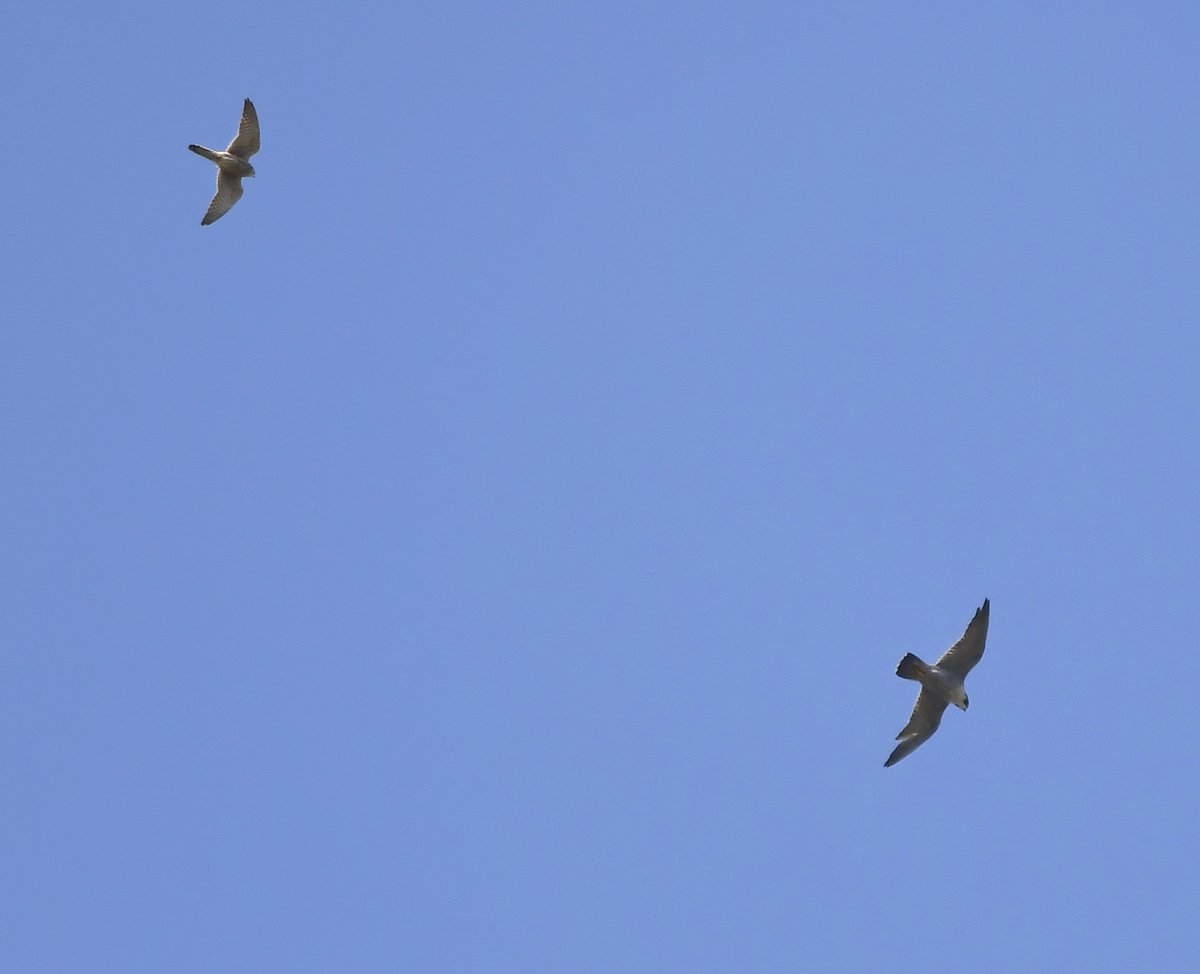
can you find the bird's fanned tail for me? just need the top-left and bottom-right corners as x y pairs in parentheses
(895, 653), (923, 680)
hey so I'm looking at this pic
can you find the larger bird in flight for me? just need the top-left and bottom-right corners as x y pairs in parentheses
(189, 98), (260, 225)
(885, 599), (990, 767)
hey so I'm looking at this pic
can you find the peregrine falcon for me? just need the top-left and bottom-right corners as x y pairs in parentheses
(885, 599), (990, 767)
(189, 98), (260, 225)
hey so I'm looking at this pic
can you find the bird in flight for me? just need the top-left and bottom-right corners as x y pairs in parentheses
(189, 98), (260, 225)
(884, 599), (990, 767)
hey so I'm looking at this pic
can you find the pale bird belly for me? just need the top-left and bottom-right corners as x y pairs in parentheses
(214, 154), (253, 176)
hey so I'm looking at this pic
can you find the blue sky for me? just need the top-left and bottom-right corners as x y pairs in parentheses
(3, 2), (1197, 970)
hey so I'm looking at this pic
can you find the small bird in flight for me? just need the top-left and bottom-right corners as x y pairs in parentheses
(189, 98), (260, 225)
(885, 599), (990, 767)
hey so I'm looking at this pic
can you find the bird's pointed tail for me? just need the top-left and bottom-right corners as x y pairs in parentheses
(189, 144), (220, 162)
(896, 653), (925, 680)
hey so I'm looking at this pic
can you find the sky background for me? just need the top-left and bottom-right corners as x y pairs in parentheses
(2, 2), (1197, 970)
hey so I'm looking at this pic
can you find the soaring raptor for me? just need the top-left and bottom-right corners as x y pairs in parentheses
(189, 98), (260, 225)
(885, 599), (990, 767)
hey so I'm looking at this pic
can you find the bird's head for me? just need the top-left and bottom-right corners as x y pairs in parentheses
(247, 164), (256, 178)
(957, 693), (970, 712)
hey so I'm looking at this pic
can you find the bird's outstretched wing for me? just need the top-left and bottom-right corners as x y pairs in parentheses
(885, 688), (949, 767)
(226, 98), (260, 158)
(201, 171), (244, 225)
(934, 598), (989, 680)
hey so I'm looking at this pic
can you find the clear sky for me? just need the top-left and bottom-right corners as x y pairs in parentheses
(3, 2), (1197, 970)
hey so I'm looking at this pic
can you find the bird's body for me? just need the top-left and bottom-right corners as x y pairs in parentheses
(187, 145), (256, 178)
(884, 599), (989, 767)
(189, 99), (260, 225)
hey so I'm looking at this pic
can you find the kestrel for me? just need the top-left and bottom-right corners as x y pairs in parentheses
(884, 599), (990, 767)
(188, 98), (260, 225)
